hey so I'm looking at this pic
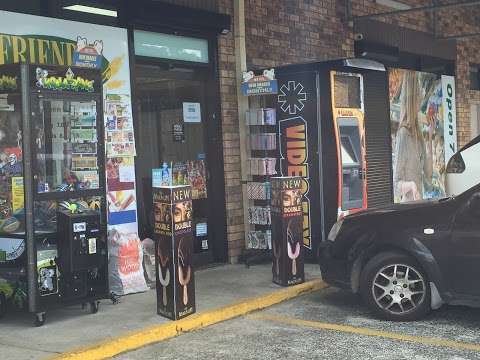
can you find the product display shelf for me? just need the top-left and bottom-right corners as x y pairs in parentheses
(242, 95), (277, 264)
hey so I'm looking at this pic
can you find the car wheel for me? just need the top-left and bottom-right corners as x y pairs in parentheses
(360, 252), (430, 321)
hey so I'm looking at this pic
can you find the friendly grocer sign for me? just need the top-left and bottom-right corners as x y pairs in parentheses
(0, 10), (132, 90)
(0, 34), (109, 78)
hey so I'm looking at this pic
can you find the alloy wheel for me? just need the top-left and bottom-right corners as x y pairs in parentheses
(371, 263), (426, 315)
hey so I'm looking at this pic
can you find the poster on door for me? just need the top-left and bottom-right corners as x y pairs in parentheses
(0, 10), (146, 295)
(105, 94), (136, 157)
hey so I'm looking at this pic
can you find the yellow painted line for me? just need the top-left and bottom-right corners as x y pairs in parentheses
(249, 313), (480, 353)
(48, 279), (327, 360)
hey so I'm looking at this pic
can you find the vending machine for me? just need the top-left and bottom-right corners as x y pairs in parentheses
(271, 59), (392, 258)
(0, 63), (107, 326)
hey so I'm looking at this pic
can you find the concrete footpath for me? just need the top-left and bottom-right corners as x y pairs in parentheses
(0, 263), (322, 360)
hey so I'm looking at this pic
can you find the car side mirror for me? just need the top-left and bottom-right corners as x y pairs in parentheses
(446, 152), (465, 174)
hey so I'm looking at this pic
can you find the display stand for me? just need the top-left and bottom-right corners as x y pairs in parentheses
(270, 176), (304, 286)
(153, 185), (195, 320)
(0, 63), (108, 326)
(240, 70), (278, 265)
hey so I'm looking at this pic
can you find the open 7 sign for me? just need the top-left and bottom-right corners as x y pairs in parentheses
(442, 75), (457, 164)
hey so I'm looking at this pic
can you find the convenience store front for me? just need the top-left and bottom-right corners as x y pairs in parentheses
(0, 1), (229, 302)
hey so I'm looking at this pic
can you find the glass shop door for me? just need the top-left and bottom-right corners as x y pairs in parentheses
(135, 63), (213, 266)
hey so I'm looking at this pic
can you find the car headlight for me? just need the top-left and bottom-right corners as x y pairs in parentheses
(328, 219), (343, 241)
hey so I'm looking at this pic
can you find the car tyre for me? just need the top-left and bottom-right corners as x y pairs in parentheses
(360, 252), (430, 321)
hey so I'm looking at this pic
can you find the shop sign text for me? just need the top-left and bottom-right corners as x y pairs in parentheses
(278, 117), (311, 248)
(241, 69), (278, 96)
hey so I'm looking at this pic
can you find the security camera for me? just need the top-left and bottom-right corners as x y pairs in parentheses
(354, 33), (364, 41)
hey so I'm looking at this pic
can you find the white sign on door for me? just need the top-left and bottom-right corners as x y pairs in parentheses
(183, 102), (201, 123)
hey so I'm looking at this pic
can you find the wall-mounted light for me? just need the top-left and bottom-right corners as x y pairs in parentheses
(63, 4), (118, 17)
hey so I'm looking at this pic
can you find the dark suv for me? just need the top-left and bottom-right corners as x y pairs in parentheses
(319, 183), (480, 321)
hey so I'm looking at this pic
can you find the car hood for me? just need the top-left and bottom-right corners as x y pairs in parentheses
(345, 198), (451, 220)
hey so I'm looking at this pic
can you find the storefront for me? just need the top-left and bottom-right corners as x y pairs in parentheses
(0, 0), (230, 316)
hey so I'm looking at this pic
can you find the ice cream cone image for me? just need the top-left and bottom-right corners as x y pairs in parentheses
(286, 220), (300, 275)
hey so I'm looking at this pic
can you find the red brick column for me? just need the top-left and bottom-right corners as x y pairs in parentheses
(218, 0), (245, 262)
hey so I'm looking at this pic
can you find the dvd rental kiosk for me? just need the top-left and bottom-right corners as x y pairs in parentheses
(271, 59), (392, 258)
(0, 64), (107, 326)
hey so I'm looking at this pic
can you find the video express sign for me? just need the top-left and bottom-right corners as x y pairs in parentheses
(276, 72), (321, 256)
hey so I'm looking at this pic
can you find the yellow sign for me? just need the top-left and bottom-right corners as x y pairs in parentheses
(11, 176), (24, 212)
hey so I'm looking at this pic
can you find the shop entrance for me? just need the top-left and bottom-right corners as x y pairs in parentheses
(134, 63), (216, 266)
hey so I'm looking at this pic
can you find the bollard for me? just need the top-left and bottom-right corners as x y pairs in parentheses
(270, 177), (305, 286)
(153, 185), (195, 320)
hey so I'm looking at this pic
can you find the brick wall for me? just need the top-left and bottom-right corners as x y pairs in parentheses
(454, 41), (480, 147)
(245, 0), (354, 68)
(217, 0), (245, 262)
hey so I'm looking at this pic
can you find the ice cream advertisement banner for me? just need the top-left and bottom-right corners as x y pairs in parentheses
(0, 10), (146, 294)
(389, 68), (456, 203)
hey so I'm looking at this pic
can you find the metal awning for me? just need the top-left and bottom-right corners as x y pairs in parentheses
(346, 0), (480, 40)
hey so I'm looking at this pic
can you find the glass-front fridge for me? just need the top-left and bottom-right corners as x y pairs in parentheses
(0, 64), (107, 326)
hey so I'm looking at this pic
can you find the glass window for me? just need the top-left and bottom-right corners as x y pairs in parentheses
(0, 91), (24, 235)
(134, 31), (209, 63)
(338, 117), (364, 210)
(34, 196), (102, 233)
(470, 64), (480, 91)
(34, 99), (100, 193)
(334, 74), (361, 109)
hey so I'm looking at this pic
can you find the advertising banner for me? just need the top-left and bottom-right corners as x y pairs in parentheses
(242, 69), (278, 96)
(0, 10), (146, 294)
(154, 185), (195, 320)
(389, 68), (453, 203)
(275, 71), (321, 257)
(442, 75), (457, 163)
(271, 177), (304, 286)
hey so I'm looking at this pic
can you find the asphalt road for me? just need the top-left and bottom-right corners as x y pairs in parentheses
(116, 286), (480, 360)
